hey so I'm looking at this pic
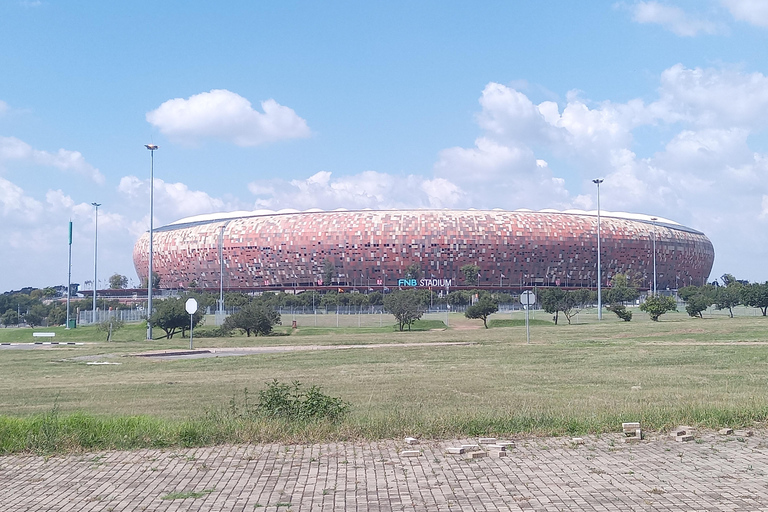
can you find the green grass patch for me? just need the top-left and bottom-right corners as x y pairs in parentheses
(161, 489), (215, 500)
(487, 318), (554, 328)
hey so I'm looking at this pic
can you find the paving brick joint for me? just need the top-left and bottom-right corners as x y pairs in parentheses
(2, 431), (767, 511)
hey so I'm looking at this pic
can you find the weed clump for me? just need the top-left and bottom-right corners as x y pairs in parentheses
(229, 380), (350, 423)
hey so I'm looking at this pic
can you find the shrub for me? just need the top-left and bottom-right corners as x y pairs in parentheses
(606, 304), (632, 321)
(253, 380), (350, 422)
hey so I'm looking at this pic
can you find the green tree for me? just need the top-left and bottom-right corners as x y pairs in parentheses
(742, 282), (768, 316)
(465, 296), (499, 328)
(109, 273), (128, 289)
(322, 259), (335, 286)
(714, 282), (742, 318)
(383, 290), (424, 331)
(404, 263), (422, 281)
(47, 306), (66, 326)
(149, 297), (203, 339)
(684, 292), (712, 318)
(141, 272), (161, 289)
(223, 302), (281, 336)
(604, 273), (640, 304)
(1, 310), (19, 326)
(461, 264), (480, 286)
(24, 304), (48, 327)
(539, 289), (583, 325)
(606, 304), (632, 321)
(640, 295), (677, 321)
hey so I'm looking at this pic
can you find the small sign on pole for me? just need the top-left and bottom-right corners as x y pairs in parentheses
(520, 291), (536, 344)
(185, 298), (198, 350)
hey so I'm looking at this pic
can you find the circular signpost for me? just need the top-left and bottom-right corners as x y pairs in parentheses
(185, 298), (198, 350)
(520, 291), (536, 344)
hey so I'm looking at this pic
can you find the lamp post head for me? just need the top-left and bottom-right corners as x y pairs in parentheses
(592, 178), (604, 185)
(145, 144), (159, 151)
(91, 202), (101, 208)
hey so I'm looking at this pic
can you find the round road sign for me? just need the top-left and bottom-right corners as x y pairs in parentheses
(185, 298), (198, 315)
(520, 290), (536, 306)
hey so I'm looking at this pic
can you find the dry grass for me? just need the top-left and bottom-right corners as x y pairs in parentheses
(1, 309), (767, 451)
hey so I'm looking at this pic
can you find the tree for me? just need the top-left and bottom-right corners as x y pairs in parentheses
(461, 264), (480, 286)
(223, 302), (281, 336)
(1, 310), (19, 326)
(640, 295), (677, 321)
(714, 283), (742, 318)
(109, 274), (128, 289)
(322, 259), (335, 286)
(47, 306), (66, 326)
(383, 290), (424, 331)
(404, 264), (422, 281)
(465, 296), (498, 328)
(149, 297), (203, 339)
(539, 289), (583, 325)
(606, 304), (632, 321)
(604, 273), (640, 305)
(24, 304), (48, 327)
(684, 292), (712, 318)
(742, 282), (768, 316)
(141, 272), (161, 289)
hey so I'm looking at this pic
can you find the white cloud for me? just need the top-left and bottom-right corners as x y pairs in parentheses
(722, 0), (768, 27)
(0, 176), (43, 219)
(0, 100), (7, 116)
(652, 64), (768, 128)
(760, 195), (768, 220)
(146, 89), (311, 147)
(0, 136), (104, 183)
(118, 175), (241, 233)
(629, 1), (720, 36)
(248, 170), (456, 211)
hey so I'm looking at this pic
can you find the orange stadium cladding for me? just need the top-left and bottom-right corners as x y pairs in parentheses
(132, 209), (715, 292)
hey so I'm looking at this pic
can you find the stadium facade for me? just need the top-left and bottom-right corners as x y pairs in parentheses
(133, 209), (715, 291)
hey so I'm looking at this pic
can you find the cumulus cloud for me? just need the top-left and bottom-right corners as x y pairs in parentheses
(0, 176), (43, 219)
(118, 175), (243, 234)
(722, 0), (768, 27)
(146, 89), (311, 147)
(628, 1), (720, 36)
(651, 64), (768, 128)
(0, 136), (104, 183)
(247, 170), (462, 211)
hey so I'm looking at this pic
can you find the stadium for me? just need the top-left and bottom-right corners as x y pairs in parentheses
(132, 209), (714, 293)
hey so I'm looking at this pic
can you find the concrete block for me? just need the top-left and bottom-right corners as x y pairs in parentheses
(461, 444), (481, 452)
(465, 451), (487, 459)
(404, 437), (419, 445)
(478, 438), (497, 444)
(675, 435), (694, 443)
(719, 428), (734, 435)
(622, 422), (641, 432)
(400, 450), (421, 457)
(486, 444), (507, 451)
(446, 447), (466, 454)
(571, 438), (585, 445)
(496, 441), (515, 448)
(734, 430), (753, 437)
(490, 450), (508, 457)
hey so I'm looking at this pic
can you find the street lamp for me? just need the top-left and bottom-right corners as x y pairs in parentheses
(592, 178), (604, 320)
(145, 144), (158, 340)
(651, 217), (658, 295)
(91, 202), (101, 324)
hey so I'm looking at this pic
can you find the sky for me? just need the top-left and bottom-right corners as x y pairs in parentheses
(2, 0), (768, 292)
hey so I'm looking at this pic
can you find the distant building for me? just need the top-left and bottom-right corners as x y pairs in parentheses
(133, 209), (714, 291)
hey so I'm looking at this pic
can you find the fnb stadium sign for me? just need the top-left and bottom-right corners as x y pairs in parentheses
(397, 278), (452, 287)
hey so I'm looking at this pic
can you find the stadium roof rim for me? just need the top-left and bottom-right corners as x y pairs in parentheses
(156, 208), (702, 235)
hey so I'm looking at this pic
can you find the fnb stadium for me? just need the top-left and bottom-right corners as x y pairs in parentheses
(132, 209), (714, 292)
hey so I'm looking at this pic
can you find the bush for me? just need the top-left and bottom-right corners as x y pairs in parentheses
(606, 304), (632, 321)
(253, 380), (350, 422)
(640, 295), (677, 321)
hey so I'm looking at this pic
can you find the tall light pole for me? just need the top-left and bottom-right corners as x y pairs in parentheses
(145, 144), (158, 340)
(66, 220), (72, 329)
(592, 178), (604, 320)
(91, 202), (101, 324)
(219, 225), (225, 316)
(651, 217), (658, 296)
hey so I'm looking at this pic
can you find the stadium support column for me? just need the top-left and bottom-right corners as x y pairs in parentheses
(593, 178), (604, 320)
(145, 144), (158, 340)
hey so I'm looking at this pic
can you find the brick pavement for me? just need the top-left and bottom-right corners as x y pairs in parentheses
(1, 431), (767, 511)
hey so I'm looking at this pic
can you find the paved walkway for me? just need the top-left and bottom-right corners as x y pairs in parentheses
(2, 430), (767, 511)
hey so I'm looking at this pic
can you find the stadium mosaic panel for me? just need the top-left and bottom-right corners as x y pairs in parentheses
(133, 209), (715, 291)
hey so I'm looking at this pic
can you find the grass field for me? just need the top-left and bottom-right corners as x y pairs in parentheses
(1, 308), (767, 453)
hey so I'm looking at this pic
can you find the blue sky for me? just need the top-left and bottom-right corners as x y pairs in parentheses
(2, 0), (768, 291)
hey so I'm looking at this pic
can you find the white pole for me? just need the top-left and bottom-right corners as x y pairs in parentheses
(593, 178), (604, 320)
(92, 202), (100, 324)
(651, 217), (658, 295)
(66, 220), (72, 329)
(145, 144), (158, 340)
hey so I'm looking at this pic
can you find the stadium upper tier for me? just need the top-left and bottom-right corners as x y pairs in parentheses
(133, 209), (714, 290)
